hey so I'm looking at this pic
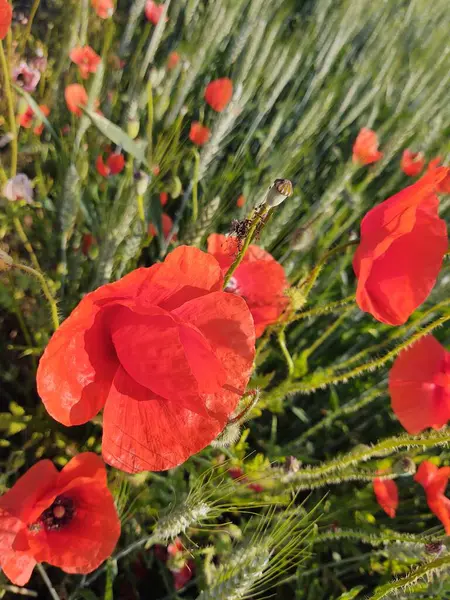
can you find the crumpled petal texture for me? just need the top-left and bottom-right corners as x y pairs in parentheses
(373, 478), (398, 518)
(414, 461), (450, 534)
(207, 234), (289, 337)
(0, 454), (120, 585)
(37, 246), (255, 472)
(353, 168), (448, 325)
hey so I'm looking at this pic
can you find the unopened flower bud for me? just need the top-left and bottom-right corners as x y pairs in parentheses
(425, 542), (445, 555)
(264, 178), (293, 208)
(170, 176), (182, 199)
(393, 456), (416, 476)
(0, 249), (13, 271)
(127, 119), (140, 140)
(135, 171), (150, 196)
(284, 456), (301, 473)
(210, 422), (241, 448)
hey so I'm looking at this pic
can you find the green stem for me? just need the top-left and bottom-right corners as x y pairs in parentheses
(0, 38), (18, 177)
(313, 528), (443, 547)
(14, 263), (59, 331)
(36, 564), (60, 600)
(146, 80), (153, 166)
(20, 0), (41, 53)
(301, 306), (353, 360)
(277, 329), (294, 376)
(285, 294), (355, 325)
(136, 194), (145, 225)
(12, 216), (41, 272)
(191, 148), (200, 222)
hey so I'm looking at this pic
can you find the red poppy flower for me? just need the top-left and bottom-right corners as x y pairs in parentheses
(160, 192), (168, 206)
(91, 0), (114, 19)
(173, 560), (194, 590)
(352, 128), (383, 165)
(65, 84), (88, 117)
(428, 158), (450, 194)
(207, 234), (289, 338)
(0, 0), (12, 40)
(18, 105), (34, 129)
(0, 453), (120, 585)
(148, 213), (177, 240)
(353, 168), (448, 325)
(373, 477), (398, 518)
(204, 78), (233, 112)
(18, 104), (50, 135)
(189, 122), (210, 146)
(389, 335), (450, 434)
(167, 51), (180, 70)
(37, 246), (255, 473)
(401, 149), (425, 177)
(145, 1), (166, 24)
(236, 194), (245, 208)
(414, 461), (450, 534)
(96, 152), (125, 177)
(70, 46), (101, 79)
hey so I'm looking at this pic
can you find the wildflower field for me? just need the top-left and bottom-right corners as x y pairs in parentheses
(1, 0), (450, 598)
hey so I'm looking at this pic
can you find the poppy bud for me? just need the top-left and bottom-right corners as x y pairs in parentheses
(284, 456), (301, 473)
(210, 422), (241, 448)
(127, 118), (140, 140)
(393, 456), (416, 476)
(135, 171), (150, 196)
(170, 175), (182, 198)
(0, 249), (13, 271)
(264, 178), (293, 207)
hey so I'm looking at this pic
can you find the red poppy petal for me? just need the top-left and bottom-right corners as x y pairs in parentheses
(414, 460), (438, 488)
(373, 478), (398, 518)
(55, 453), (107, 490)
(37, 297), (118, 426)
(28, 481), (120, 573)
(207, 234), (238, 270)
(96, 155), (109, 176)
(107, 153), (125, 174)
(0, 552), (36, 586)
(0, 461), (57, 521)
(428, 496), (450, 535)
(136, 245), (223, 311)
(102, 367), (228, 472)
(250, 305), (283, 338)
(389, 336), (449, 433)
(0, 0), (12, 40)
(233, 260), (288, 307)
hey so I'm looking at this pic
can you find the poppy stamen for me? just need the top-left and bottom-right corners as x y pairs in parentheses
(38, 496), (76, 531)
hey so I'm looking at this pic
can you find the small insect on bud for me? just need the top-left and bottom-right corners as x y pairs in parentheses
(425, 542), (445, 555)
(0, 249), (13, 271)
(264, 178), (293, 208)
(134, 171), (150, 196)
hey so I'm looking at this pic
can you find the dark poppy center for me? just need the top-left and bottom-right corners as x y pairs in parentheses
(38, 496), (76, 531)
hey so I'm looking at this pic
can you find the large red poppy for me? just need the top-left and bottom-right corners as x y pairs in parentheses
(0, 0), (12, 40)
(352, 128), (383, 165)
(37, 247), (255, 473)
(414, 461), (450, 534)
(373, 477), (398, 518)
(207, 234), (289, 338)
(353, 167), (448, 325)
(389, 335), (450, 434)
(401, 149), (424, 177)
(0, 453), (120, 586)
(204, 78), (233, 112)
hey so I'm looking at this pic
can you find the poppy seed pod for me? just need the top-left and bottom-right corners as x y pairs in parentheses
(127, 118), (140, 140)
(135, 171), (150, 196)
(264, 178), (293, 207)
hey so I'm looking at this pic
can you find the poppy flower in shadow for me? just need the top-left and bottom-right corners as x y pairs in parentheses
(207, 234), (289, 338)
(353, 167), (448, 325)
(189, 122), (210, 146)
(96, 151), (125, 177)
(18, 104), (50, 135)
(145, 1), (167, 24)
(148, 213), (176, 240)
(373, 477), (398, 518)
(70, 46), (101, 79)
(352, 128), (383, 165)
(401, 149), (425, 177)
(389, 335), (450, 434)
(204, 78), (233, 112)
(415, 461), (450, 534)
(0, 453), (120, 585)
(37, 246), (255, 473)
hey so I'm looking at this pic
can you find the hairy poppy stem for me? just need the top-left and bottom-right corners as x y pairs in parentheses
(13, 263), (59, 332)
(0, 37), (18, 177)
(36, 564), (61, 600)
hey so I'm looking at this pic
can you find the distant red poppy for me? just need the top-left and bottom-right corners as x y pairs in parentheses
(18, 104), (50, 135)
(428, 158), (450, 194)
(0, 453), (120, 585)
(82, 233), (96, 256)
(37, 246), (255, 473)
(173, 561), (194, 590)
(91, 0), (114, 19)
(228, 466), (264, 493)
(0, 0), (12, 40)
(414, 461), (450, 534)
(160, 192), (168, 206)
(189, 122), (210, 146)
(152, 165), (161, 176)
(70, 46), (101, 79)
(389, 335), (450, 434)
(65, 84), (88, 117)
(401, 149), (425, 177)
(204, 78), (233, 112)
(96, 152), (125, 177)
(33, 105), (50, 135)
(236, 194), (245, 208)
(18, 105), (34, 129)
(207, 234), (289, 337)
(167, 51), (180, 70)
(373, 477), (398, 518)
(352, 128), (383, 165)
(148, 213), (177, 240)
(145, 1), (166, 24)
(353, 167), (448, 325)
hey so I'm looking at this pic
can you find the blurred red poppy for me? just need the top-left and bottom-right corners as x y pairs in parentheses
(148, 213), (177, 241)
(160, 192), (168, 206)
(373, 477), (398, 518)
(91, 0), (114, 18)
(428, 158), (450, 194)
(204, 78), (233, 112)
(173, 560), (194, 590)
(65, 84), (88, 117)
(352, 128), (383, 165)
(96, 152), (125, 177)
(18, 106), (34, 128)
(414, 461), (450, 534)
(353, 167), (448, 325)
(82, 233), (96, 256)
(37, 246), (255, 473)
(70, 46), (101, 79)
(18, 104), (50, 135)
(0, 454), (120, 585)
(401, 149), (424, 177)
(189, 122), (210, 146)
(145, 1), (166, 24)
(0, 0), (12, 40)
(236, 194), (245, 208)
(167, 51), (180, 70)
(207, 234), (289, 337)
(33, 105), (50, 135)
(229, 466), (264, 493)
(389, 335), (450, 434)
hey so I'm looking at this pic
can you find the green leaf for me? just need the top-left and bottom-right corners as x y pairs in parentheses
(82, 108), (147, 164)
(104, 559), (118, 600)
(335, 587), (364, 599)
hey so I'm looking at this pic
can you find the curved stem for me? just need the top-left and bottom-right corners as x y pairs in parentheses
(20, 0), (41, 53)
(14, 263), (59, 331)
(0, 38), (18, 177)
(277, 329), (294, 376)
(36, 564), (60, 600)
